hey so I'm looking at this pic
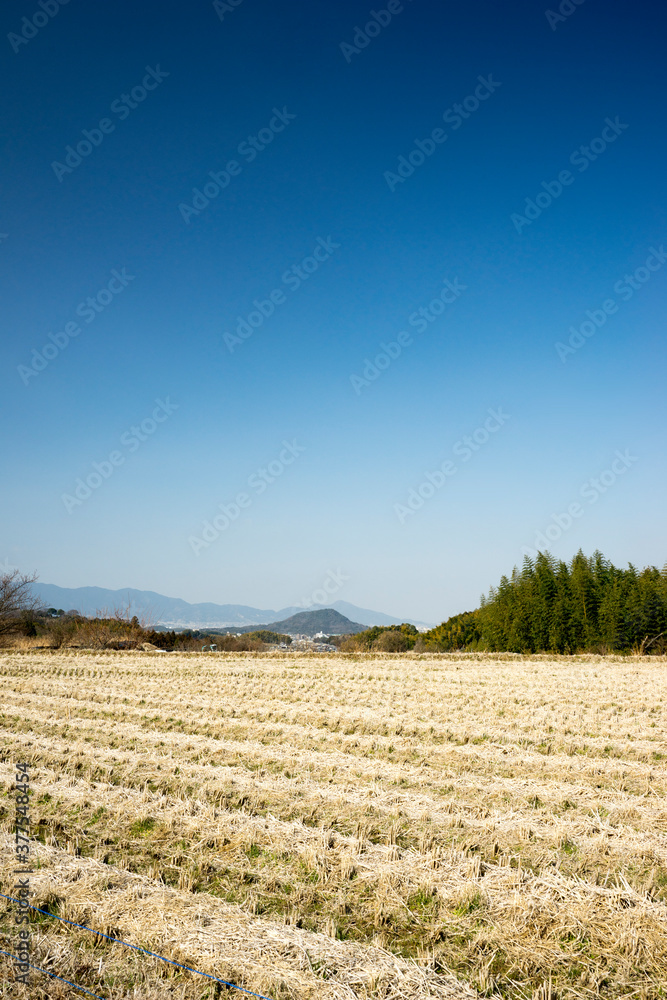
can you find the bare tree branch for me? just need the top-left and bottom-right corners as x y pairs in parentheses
(0, 570), (44, 635)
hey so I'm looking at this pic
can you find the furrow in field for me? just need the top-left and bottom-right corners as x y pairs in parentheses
(0, 837), (478, 1000)
(3, 724), (667, 877)
(2, 684), (666, 798)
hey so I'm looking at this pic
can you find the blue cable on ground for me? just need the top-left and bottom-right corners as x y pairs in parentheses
(0, 892), (274, 1000)
(0, 946), (106, 999)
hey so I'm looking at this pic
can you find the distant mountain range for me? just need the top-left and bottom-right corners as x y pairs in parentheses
(31, 583), (432, 630)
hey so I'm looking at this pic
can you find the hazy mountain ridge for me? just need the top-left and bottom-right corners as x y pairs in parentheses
(31, 583), (431, 629)
(228, 609), (367, 636)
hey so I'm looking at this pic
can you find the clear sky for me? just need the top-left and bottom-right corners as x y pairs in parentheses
(2, 0), (665, 622)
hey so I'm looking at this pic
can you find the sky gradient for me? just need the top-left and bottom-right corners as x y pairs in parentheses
(2, 0), (665, 622)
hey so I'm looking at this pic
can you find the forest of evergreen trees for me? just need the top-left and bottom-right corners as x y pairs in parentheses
(423, 550), (667, 654)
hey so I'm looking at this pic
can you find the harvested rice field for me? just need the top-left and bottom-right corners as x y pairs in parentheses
(1, 650), (667, 999)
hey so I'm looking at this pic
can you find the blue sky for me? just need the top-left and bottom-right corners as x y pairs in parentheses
(2, 0), (665, 622)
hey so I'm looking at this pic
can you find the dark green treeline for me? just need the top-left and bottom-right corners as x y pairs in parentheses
(424, 551), (667, 654)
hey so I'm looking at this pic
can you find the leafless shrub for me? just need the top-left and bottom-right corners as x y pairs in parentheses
(373, 630), (409, 652)
(0, 569), (43, 635)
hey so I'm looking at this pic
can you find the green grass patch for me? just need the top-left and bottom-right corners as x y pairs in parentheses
(129, 816), (157, 836)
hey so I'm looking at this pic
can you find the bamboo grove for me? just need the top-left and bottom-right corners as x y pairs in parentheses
(424, 550), (667, 654)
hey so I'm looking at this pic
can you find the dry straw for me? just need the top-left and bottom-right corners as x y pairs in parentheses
(1, 649), (667, 998)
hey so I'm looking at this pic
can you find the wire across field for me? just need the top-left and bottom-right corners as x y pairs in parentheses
(1, 650), (667, 999)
